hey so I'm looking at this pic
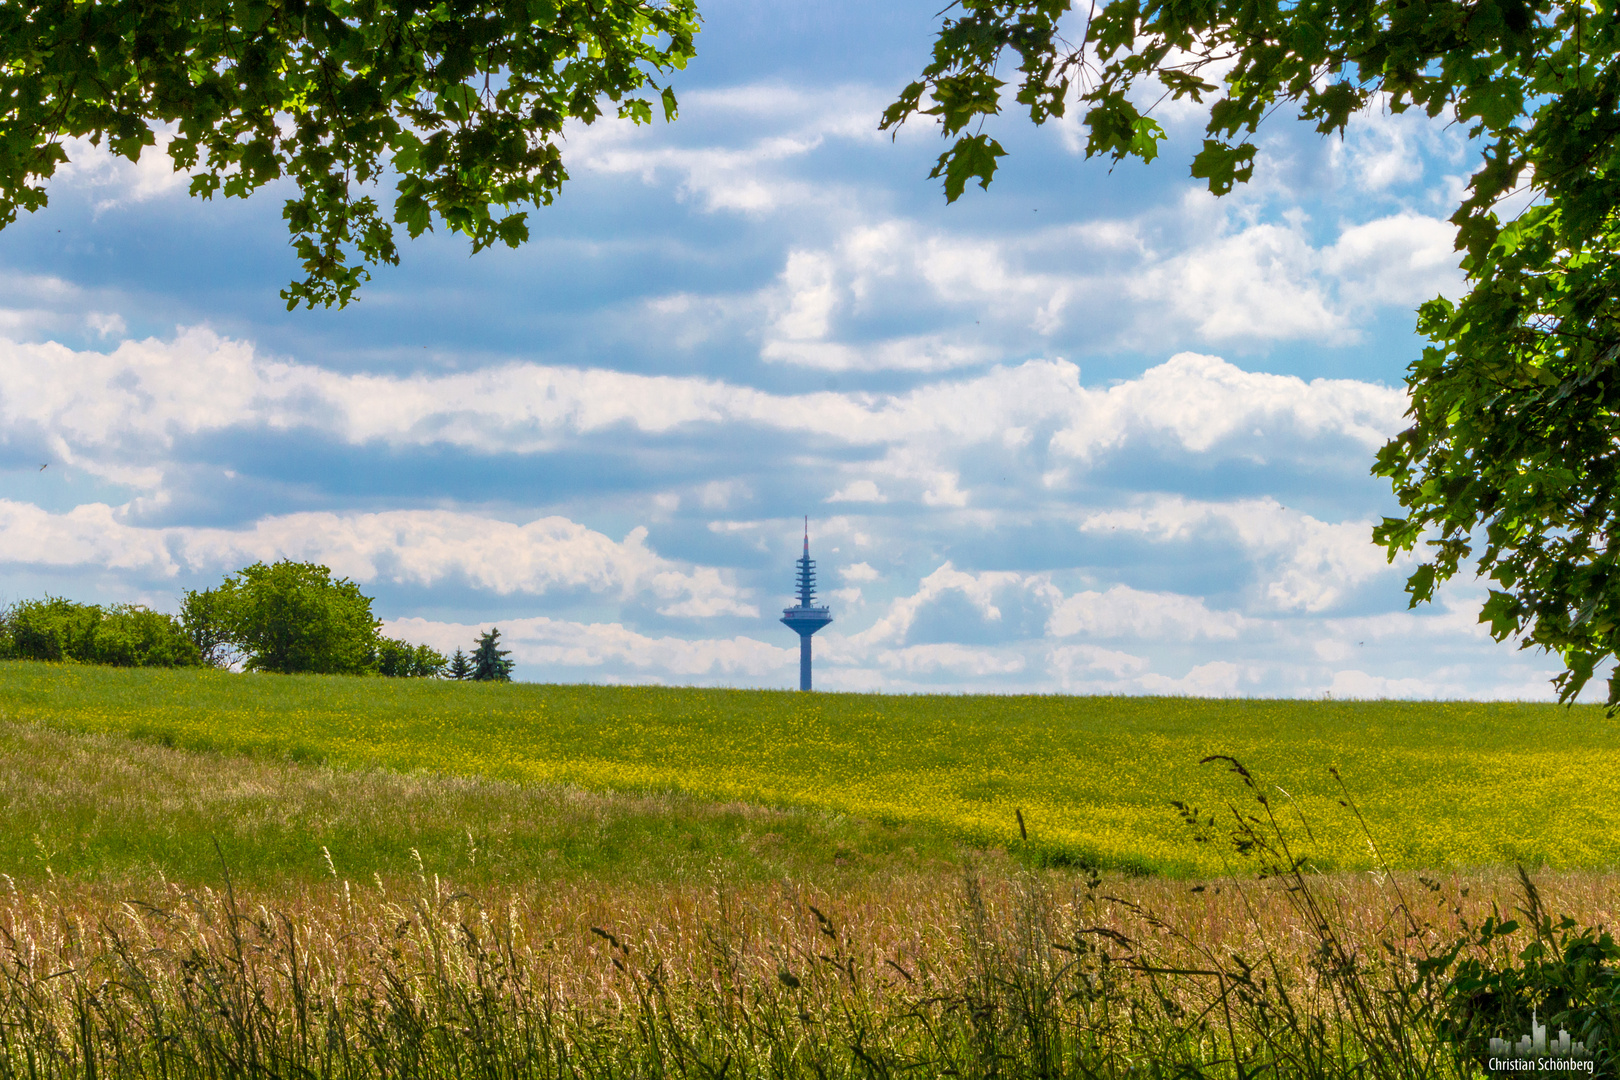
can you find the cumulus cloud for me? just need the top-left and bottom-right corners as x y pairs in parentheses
(1325, 213), (1463, 308)
(1327, 669), (1443, 699)
(54, 127), (192, 210)
(851, 562), (1035, 646)
(757, 222), (1057, 371)
(874, 643), (1026, 676)
(1111, 197), (1463, 345)
(1139, 660), (1251, 696)
(565, 83), (893, 215)
(1129, 217), (1341, 341)
(0, 331), (1406, 501)
(848, 565), (1246, 656)
(0, 500), (176, 574)
(827, 479), (885, 503)
(727, 195), (1462, 368)
(1080, 496), (1396, 611)
(1046, 643), (1151, 685)
(1047, 351), (1405, 462)
(1047, 585), (1245, 640)
(1329, 100), (1471, 195)
(0, 502), (754, 616)
(386, 615), (793, 678)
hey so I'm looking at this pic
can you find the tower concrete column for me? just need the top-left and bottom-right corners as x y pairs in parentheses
(781, 519), (832, 691)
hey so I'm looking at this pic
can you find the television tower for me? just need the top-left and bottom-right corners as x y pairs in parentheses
(781, 517), (832, 691)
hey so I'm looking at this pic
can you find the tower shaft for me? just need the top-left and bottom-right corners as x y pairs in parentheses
(781, 518), (832, 691)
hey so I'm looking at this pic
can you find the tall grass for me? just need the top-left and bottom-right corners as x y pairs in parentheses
(1, 758), (1613, 1079)
(0, 862), (1413, 1078)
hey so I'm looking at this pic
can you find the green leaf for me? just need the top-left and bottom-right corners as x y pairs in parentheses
(1190, 140), (1256, 196)
(930, 134), (1008, 203)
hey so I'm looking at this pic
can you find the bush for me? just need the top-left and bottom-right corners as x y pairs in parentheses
(375, 637), (447, 678)
(2, 598), (198, 667)
(92, 605), (202, 668)
(10, 597), (101, 661)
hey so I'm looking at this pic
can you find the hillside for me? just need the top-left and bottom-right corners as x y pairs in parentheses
(3, 661), (1615, 878)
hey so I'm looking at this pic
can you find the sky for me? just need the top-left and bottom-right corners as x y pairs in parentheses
(0, 0), (1569, 697)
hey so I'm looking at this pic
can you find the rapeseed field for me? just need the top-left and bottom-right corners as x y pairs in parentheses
(1, 660), (1613, 877)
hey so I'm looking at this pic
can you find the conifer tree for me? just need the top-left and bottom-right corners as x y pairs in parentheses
(469, 629), (514, 682)
(447, 648), (473, 680)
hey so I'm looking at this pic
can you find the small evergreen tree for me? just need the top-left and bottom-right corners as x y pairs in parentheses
(447, 648), (472, 680)
(469, 628), (513, 682)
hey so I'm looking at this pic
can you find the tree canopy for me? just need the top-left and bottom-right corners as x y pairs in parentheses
(210, 560), (380, 674)
(886, 0), (1620, 704)
(2, 0), (698, 307)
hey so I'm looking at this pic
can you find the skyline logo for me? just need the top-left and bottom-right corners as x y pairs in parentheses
(1488, 1010), (1597, 1073)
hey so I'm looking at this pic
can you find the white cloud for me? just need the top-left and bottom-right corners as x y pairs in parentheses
(1048, 351), (1406, 462)
(1330, 100), (1470, 195)
(731, 189), (1464, 368)
(1327, 669), (1440, 699)
(566, 82), (892, 215)
(0, 331), (1404, 500)
(386, 615), (793, 678)
(0, 500), (177, 574)
(0, 502), (754, 616)
(696, 480), (748, 510)
(1047, 585), (1245, 640)
(1138, 660), (1250, 696)
(54, 127), (192, 210)
(875, 643), (1026, 676)
(840, 562), (880, 583)
(757, 221), (1053, 371)
(86, 312), (127, 338)
(1081, 496), (1395, 611)
(1325, 212), (1463, 307)
(1046, 643), (1151, 684)
(827, 479), (885, 503)
(1129, 212), (1342, 341)
(852, 562), (1032, 646)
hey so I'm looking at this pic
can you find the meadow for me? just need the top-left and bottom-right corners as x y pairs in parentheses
(4, 661), (1620, 1076)
(0, 710), (1610, 1078)
(2, 660), (1617, 879)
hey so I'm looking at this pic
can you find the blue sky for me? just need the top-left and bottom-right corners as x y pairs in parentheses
(0, 0), (1566, 697)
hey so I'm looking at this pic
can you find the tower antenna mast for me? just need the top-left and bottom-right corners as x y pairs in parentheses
(781, 517), (832, 690)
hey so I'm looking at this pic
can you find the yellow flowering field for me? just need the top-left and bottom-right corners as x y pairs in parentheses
(2, 660), (1614, 876)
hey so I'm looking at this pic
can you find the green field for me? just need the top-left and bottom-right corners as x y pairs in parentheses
(2, 660), (1616, 878)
